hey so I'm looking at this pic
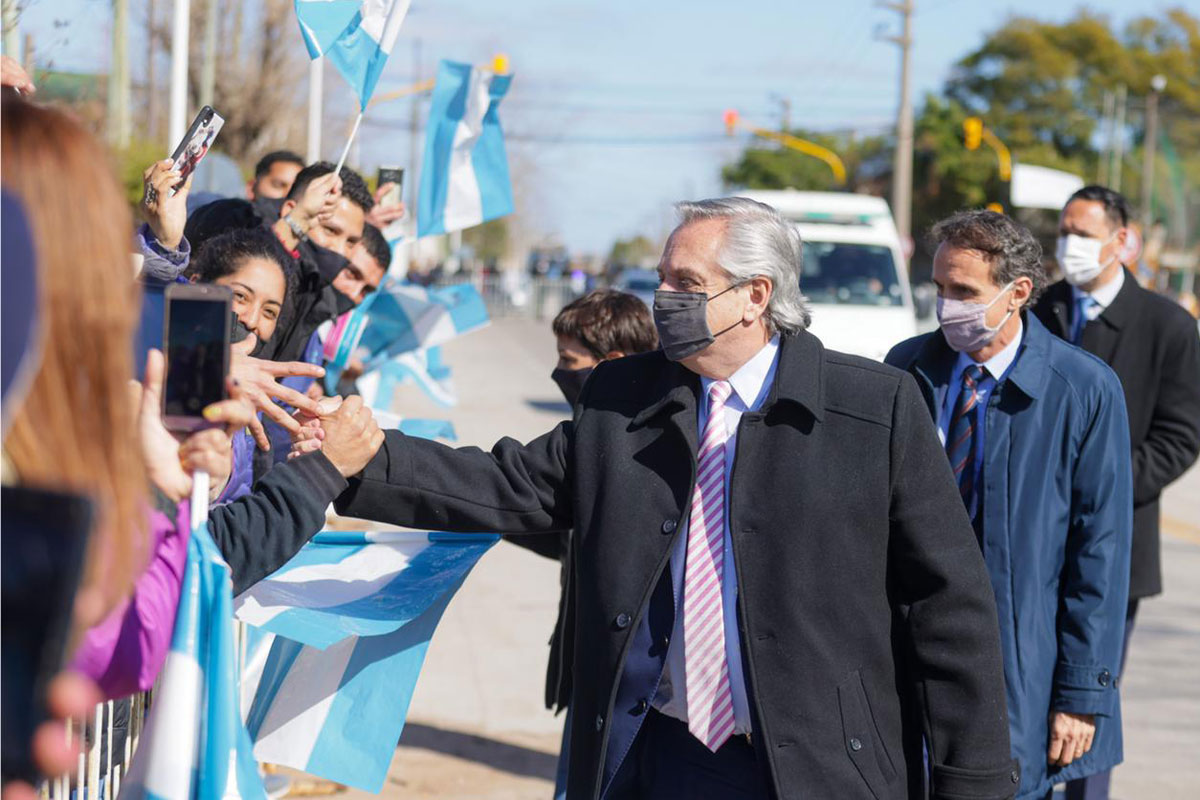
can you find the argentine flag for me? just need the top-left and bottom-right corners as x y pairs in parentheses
(417, 60), (514, 237)
(294, 0), (412, 109)
(323, 279), (489, 394)
(235, 531), (498, 793)
(118, 480), (266, 800)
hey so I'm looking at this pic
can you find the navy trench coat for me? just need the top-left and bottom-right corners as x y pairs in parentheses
(887, 314), (1132, 799)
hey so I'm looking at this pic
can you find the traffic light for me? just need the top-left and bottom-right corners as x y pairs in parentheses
(964, 117), (983, 151)
(723, 109), (739, 136)
(492, 53), (510, 75)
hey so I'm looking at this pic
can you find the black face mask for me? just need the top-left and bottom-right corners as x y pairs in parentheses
(551, 366), (593, 407)
(652, 283), (744, 362)
(229, 313), (270, 358)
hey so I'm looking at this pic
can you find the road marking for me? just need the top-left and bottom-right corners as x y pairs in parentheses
(1162, 515), (1200, 547)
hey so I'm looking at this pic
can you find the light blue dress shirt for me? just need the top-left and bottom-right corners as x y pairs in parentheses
(653, 335), (781, 735)
(937, 322), (1024, 494)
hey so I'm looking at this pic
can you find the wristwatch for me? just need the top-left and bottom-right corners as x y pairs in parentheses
(283, 213), (309, 242)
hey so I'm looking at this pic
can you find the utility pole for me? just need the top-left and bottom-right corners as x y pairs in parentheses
(1098, 89), (1113, 186)
(409, 37), (423, 209)
(108, 0), (132, 148)
(1110, 83), (1127, 192)
(1, 0), (18, 61)
(881, 0), (914, 241)
(198, 0), (218, 109)
(146, 0), (159, 144)
(307, 58), (324, 163)
(2, 0), (19, 63)
(1140, 75), (1166, 228)
(167, 0), (191, 148)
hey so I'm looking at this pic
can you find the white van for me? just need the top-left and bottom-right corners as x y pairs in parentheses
(738, 190), (918, 361)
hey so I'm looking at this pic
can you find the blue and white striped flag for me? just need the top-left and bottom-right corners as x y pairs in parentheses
(294, 0), (412, 109)
(417, 60), (514, 237)
(235, 531), (498, 793)
(324, 279), (489, 393)
(119, 480), (266, 800)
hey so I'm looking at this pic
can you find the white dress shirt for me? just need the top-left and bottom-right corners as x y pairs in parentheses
(653, 335), (781, 735)
(1072, 267), (1125, 321)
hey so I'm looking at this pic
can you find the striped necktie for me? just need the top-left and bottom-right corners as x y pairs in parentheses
(946, 365), (985, 520)
(684, 380), (736, 752)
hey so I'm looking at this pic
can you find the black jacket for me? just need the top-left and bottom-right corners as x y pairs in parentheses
(335, 331), (1017, 800)
(1034, 272), (1200, 599)
(209, 451), (348, 595)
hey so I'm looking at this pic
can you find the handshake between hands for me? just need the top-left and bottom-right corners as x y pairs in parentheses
(288, 394), (385, 479)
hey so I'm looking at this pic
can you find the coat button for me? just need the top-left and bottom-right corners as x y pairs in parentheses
(635, 699), (648, 715)
(615, 612), (631, 629)
(595, 714), (604, 731)
(1010, 769), (1020, 784)
(848, 737), (863, 752)
(1098, 670), (1111, 687)
(661, 519), (677, 534)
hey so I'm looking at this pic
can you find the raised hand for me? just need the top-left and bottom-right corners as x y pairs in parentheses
(365, 183), (406, 229)
(230, 335), (325, 449)
(141, 159), (191, 250)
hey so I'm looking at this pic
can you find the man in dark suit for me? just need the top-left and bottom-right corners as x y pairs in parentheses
(315, 197), (1018, 799)
(1033, 185), (1200, 800)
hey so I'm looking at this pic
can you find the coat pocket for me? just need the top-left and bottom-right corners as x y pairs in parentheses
(837, 669), (898, 799)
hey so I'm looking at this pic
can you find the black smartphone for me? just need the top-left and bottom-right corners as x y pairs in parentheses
(162, 283), (232, 431)
(1, 486), (94, 785)
(377, 166), (404, 207)
(168, 105), (225, 193)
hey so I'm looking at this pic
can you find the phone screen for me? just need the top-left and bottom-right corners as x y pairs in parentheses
(164, 292), (230, 421)
(1, 486), (93, 784)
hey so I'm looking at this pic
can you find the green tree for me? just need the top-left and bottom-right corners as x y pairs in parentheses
(608, 235), (659, 267)
(463, 216), (510, 264)
(721, 130), (889, 193)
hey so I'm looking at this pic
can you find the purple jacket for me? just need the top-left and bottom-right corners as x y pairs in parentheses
(69, 501), (190, 700)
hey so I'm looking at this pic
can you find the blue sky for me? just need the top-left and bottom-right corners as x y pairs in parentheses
(15, 0), (1188, 253)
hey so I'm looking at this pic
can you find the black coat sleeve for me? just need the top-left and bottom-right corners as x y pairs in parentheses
(334, 424), (573, 535)
(887, 372), (1018, 799)
(1132, 316), (1200, 505)
(209, 451), (348, 595)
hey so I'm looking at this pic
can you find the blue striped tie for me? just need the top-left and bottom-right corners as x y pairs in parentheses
(946, 365), (985, 520)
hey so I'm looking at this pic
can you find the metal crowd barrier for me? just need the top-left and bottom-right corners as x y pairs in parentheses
(42, 692), (150, 800)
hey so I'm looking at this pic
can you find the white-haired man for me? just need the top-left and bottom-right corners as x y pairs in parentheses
(314, 198), (1018, 799)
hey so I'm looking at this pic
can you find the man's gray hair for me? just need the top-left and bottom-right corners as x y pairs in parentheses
(930, 209), (1048, 303)
(675, 197), (811, 334)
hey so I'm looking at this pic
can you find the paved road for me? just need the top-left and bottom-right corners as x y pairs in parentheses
(338, 318), (1198, 799)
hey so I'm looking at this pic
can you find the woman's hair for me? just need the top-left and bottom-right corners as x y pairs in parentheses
(1, 96), (148, 614)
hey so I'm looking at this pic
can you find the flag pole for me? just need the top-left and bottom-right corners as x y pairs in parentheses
(334, 111), (364, 175)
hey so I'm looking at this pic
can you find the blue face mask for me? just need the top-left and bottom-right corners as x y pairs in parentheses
(652, 283), (744, 362)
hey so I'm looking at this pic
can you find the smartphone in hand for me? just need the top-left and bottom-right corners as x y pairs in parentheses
(162, 283), (232, 431)
(168, 105), (225, 193)
(376, 166), (404, 208)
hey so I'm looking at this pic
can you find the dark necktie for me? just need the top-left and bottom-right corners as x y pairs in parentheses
(1071, 295), (1099, 344)
(946, 365), (985, 521)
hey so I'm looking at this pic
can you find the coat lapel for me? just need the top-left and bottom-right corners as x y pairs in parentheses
(1080, 269), (1138, 365)
(1041, 281), (1074, 340)
(909, 331), (956, 422)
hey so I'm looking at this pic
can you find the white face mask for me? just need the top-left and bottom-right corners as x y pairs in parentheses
(1056, 233), (1116, 287)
